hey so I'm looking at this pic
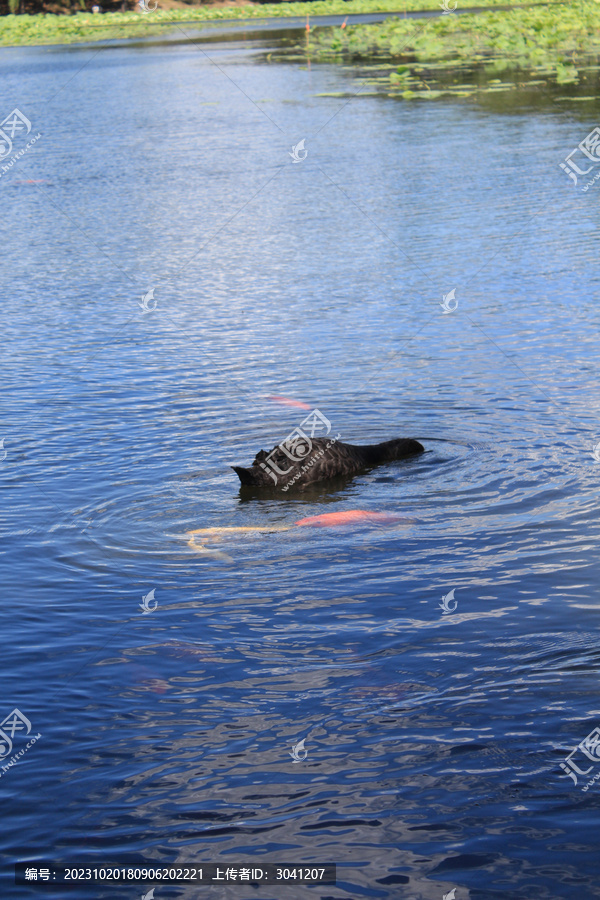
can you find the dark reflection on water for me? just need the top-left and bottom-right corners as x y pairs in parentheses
(2, 22), (600, 900)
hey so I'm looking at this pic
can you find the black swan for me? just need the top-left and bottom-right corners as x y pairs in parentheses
(232, 437), (424, 489)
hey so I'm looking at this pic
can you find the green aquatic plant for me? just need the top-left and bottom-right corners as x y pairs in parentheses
(555, 63), (579, 84)
(310, 0), (600, 87)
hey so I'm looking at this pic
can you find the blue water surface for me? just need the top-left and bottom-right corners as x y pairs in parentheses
(2, 22), (600, 900)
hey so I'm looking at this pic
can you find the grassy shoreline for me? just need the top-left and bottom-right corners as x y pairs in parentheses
(0, 0), (560, 48)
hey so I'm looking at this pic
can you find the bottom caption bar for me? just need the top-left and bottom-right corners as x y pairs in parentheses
(15, 863), (336, 886)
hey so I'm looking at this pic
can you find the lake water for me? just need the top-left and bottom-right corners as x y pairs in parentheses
(2, 20), (600, 900)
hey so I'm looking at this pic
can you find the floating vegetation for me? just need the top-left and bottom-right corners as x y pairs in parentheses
(305, 0), (600, 99)
(554, 95), (600, 102)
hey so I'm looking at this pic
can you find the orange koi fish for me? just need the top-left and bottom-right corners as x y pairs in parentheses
(295, 510), (408, 527)
(186, 511), (415, 556)
(267, 396), (312, 410)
